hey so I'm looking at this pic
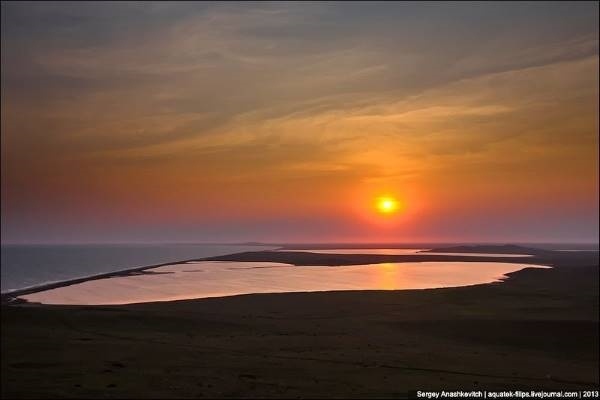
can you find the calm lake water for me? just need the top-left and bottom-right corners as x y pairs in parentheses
(21, 260), (549, 305)
(1, 244), (273, 293)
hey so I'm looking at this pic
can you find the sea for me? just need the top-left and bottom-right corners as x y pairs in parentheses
(0, 244), (273, 293)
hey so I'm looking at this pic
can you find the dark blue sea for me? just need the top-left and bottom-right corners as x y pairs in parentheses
(1, 244), (272, 293)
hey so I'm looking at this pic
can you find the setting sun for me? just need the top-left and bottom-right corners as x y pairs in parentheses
(376, 196), (400, 214)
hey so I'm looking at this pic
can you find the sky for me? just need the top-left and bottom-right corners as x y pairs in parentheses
(1, 1), (598, 244)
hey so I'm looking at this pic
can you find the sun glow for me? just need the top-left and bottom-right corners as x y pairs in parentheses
(376, 196), (400, 214)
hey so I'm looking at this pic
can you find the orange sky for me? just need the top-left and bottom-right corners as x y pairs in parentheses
(1, 2), (598, 243)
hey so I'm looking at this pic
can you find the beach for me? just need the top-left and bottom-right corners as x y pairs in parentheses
(1, 248), (598, 398)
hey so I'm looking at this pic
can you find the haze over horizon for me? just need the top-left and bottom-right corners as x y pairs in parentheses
(2, 1), (599, 244)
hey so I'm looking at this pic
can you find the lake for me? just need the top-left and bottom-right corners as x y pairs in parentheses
(21, 259), (549, 305)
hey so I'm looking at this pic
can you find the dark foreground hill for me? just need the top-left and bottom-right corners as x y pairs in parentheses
(2, 250), (598, 398)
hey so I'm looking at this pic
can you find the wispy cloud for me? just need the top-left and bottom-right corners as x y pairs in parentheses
(1, 1), (598, 242)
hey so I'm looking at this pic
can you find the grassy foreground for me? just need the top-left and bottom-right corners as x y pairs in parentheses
(2, 251), (598, 398)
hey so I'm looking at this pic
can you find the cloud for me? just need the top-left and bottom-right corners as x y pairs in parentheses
(1, 1), (598, 242)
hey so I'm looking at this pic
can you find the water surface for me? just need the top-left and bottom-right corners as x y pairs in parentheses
(1, 244), (273, 293)
(22, 261), (549, 305)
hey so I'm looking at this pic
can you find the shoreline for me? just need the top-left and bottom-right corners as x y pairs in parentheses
(1, 248), (560, 305)
(0, 258), (202, 304)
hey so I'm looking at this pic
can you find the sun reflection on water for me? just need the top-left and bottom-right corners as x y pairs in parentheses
(375, 263), (403, 290)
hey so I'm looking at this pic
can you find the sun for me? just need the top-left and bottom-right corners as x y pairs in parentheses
(376, 196), (399, 214)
